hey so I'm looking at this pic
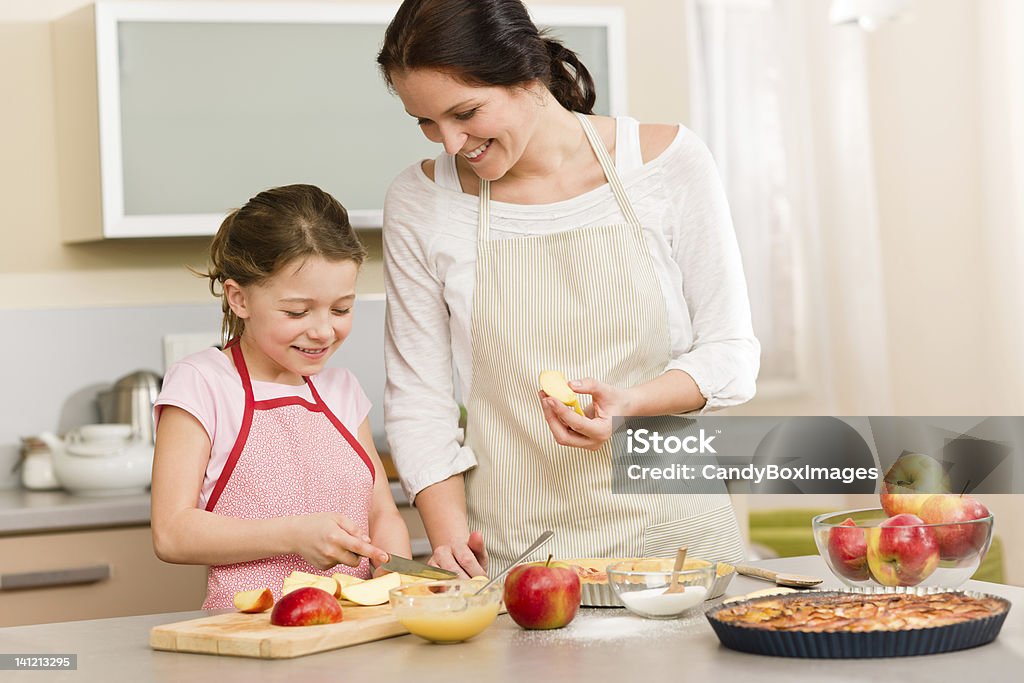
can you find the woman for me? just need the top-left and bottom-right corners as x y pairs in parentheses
(378, 0), (759, 576)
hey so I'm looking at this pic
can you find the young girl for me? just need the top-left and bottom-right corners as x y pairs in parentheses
(151, 184), (410, 608)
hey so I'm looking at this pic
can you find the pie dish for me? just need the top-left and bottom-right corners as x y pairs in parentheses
(705, 587), (1010, 658)
(569, 557), (735, 606)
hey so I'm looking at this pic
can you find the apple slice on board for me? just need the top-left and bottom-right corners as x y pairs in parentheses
(332, 573), (365, 590)
(232, 588), (274, 613)
(340, 572), (401, 606)
(538, 370), (585, 416)
(282, 571), (341, 598)
(396, 574), (432, 585)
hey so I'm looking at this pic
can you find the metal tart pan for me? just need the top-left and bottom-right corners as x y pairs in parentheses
(705, 586), (1011, 658)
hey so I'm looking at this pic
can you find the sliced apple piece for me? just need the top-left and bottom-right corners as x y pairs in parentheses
(332, 572), (366, 589)
(538, 370), (584, 416)
(340, 572), (401, 606)
(281, 571), (340, 598)
(396, 574), (432, 585)
(233, 587), (274, 613)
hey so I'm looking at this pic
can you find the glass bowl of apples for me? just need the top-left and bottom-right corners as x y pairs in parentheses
(389, 578), (502, 644)
(812, 498), (994, 589)
(606, 559), (716, 619)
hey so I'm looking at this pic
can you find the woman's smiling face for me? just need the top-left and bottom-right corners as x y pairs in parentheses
(390, 68), (543, 182)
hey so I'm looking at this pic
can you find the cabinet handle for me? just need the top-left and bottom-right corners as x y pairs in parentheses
(0, 564), (111, 591)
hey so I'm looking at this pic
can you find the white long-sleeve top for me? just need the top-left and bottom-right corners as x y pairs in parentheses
(383, 117), (760, 502)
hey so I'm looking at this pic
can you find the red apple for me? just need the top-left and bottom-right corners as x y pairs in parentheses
(827, 518), (869, 581)
(865, 513), (940, 587)
(880, 453), (950, 516)
(503, 556), (581, 630)
(918, 494), (991, 561)
(270, 586), (343, 626)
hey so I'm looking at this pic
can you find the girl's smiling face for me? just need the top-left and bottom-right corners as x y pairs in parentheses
(225, 256), (359, 384)
(390, 68), (544, 182)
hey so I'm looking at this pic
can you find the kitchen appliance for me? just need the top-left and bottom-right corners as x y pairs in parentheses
(96, 370), (162, 444)
(39, 425), (154, 496)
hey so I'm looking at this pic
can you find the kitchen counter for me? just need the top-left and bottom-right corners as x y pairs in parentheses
(3, 556), (1022, 681)
(0, 483), (411, 537)
(0, 489), (151, 536)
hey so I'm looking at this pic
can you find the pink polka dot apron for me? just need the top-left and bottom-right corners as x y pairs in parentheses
(201, 341), (375, 609)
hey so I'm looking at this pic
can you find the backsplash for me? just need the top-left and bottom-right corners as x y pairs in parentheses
(0, 297), (387, 490)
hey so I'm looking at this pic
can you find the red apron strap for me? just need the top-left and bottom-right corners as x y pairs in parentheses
(205, 340), (256, 512)
(306, 376), (375, 483)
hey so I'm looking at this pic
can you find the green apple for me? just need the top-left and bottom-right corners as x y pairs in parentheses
(880, 453), (950, 516)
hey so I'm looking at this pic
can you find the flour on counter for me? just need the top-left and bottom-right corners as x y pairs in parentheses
(511, 609), (711, 647)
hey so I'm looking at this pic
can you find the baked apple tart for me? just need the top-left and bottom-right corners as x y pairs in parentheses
(706, 590), (1010, 658)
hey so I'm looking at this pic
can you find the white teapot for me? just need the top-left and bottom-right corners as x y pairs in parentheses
(39, 424), (154, 496)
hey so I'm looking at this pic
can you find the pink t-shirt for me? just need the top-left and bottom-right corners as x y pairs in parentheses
(155, 347), (372, 509)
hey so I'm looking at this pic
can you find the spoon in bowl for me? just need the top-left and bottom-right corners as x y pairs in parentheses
(664, 546), (689, 594)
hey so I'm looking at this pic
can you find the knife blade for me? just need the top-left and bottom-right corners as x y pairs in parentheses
(381, 555), (458, 580)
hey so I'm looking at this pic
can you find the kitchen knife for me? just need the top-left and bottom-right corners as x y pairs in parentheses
(381, 555), (458, 580)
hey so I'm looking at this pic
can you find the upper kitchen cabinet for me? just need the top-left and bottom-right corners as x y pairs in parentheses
(51, 2), (626, 241)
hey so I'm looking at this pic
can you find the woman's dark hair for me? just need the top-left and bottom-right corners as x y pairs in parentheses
(377, 0), (596, 114)
(200, 184), (367, 342)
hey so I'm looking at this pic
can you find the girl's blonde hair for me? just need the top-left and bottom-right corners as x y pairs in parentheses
(200, 184), (367, 343)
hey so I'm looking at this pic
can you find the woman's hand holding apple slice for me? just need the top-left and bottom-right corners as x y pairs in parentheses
(539, 376), (629, 451)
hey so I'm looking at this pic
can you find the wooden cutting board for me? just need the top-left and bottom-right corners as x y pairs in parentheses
(149, 604), (408, 659)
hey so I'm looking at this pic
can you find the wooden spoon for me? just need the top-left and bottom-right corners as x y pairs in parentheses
(734, 564), (822, 588)
(664, 546), (688, 594)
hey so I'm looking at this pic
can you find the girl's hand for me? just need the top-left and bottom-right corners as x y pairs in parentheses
(291, 512), (390, 571)
(428, 530), (488, 578)
(539, 377), (630, 451)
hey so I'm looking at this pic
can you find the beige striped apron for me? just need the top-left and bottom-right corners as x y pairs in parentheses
(464, 112), (746, 571)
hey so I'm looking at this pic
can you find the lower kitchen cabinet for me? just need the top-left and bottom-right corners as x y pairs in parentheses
(0, 526), (207, 627)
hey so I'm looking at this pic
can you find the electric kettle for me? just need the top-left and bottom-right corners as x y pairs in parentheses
(96, 370), (163, 444)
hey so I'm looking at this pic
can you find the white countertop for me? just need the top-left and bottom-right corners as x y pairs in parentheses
(2, 556), (1021, 681)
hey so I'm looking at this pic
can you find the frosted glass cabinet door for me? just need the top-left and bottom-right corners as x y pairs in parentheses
(115, 20), (442, 224)
(56, 2), (625, 240)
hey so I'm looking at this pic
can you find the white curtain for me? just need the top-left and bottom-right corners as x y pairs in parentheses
(688, 0), (893, 413)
